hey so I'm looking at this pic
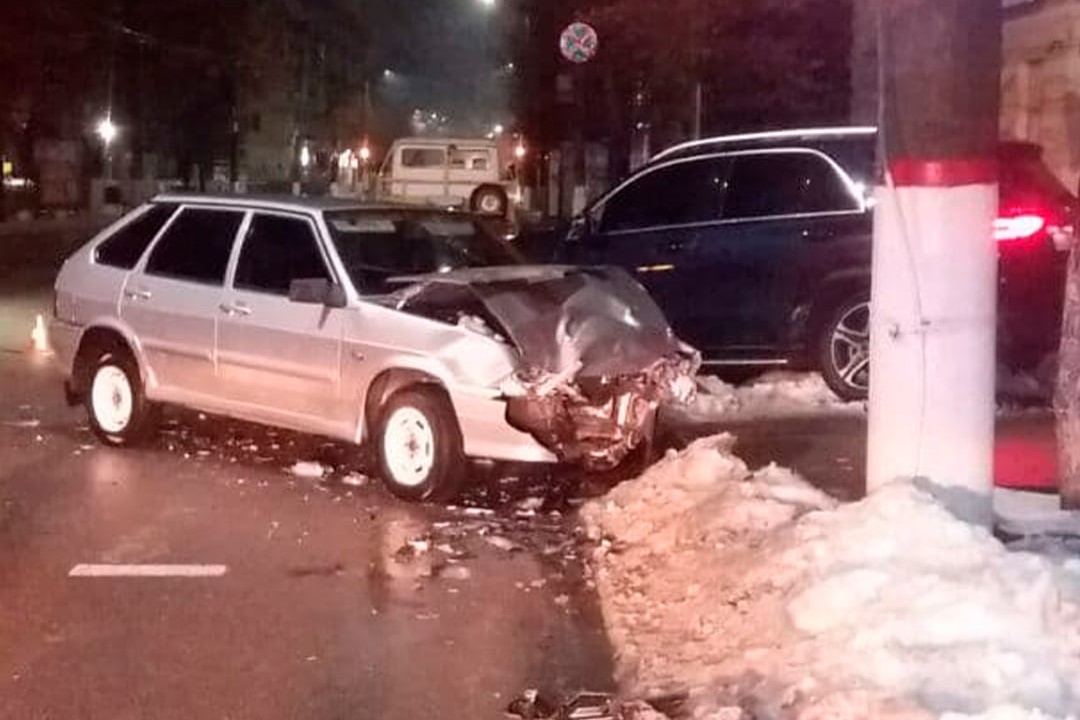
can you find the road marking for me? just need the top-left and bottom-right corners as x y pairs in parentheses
(68, 564), (228, 578)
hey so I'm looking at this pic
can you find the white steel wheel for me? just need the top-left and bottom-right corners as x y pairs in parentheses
(82, 348), (159, 447)
(382, 407), (436, 488)
(91, 365), (134, 434)
(375, 387), (465, 503)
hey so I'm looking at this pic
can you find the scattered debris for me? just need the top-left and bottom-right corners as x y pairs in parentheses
(483, 535), (521, 552)
(437, 564), (471, 581)
(289, 461), (328, 479)
(3, 419), (40, 428)
(506, 689), (557, 719)
(342, 472), (368, 487)
(553, 594), (570, 607)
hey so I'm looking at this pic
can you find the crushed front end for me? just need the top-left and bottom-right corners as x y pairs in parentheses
(393, 264), (700, 469)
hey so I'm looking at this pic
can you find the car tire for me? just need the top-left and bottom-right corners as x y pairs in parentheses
(470, 186), (508, 217)
(85, 348), (160, 447)
(817, 292), (871, 402)
(375, 387), (465, 503)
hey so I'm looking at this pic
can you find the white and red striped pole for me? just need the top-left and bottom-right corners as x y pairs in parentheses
(866, 0), (1001, 527)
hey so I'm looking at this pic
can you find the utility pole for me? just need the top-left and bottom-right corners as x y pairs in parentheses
(866, 0), (1001, 526)
(1056, 217), (1080, 508)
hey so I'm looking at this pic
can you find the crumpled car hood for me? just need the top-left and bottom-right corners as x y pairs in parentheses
(391, 265), (686, 379)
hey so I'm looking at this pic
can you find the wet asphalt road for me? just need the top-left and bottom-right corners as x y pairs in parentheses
(0, 350), (616, 720)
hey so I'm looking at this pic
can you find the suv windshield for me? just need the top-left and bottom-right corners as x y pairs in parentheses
(323, 210), (518, 295)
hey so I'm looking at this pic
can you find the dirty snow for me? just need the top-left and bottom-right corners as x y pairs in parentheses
(582, 435), (1080, 719)
(679, 372), (864, 420)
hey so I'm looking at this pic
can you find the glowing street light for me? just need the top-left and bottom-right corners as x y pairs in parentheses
(478, 0), (496, 8)
(514, 142), (527, 160)
(95, 116), (118, 146)
(359, 144), (371, 163)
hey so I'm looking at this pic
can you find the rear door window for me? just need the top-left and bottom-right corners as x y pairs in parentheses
(95, 203), (178, 269)
(599, 158), (729, 232)
(234, 214), (331, 295)
(144, 207), (245, 285)
(723, 152), (859, 220)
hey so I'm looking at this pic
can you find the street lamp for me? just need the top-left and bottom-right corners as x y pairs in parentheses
(95, 116), (118, 180)
(478, 0), (496, 8)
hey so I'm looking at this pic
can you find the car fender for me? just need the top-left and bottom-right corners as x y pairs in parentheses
(70, 316), (158, 393)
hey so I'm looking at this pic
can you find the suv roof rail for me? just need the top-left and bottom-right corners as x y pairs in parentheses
(651, 126), (878, 163)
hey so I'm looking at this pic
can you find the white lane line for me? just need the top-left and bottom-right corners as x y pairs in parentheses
(68, 564), (228, 578)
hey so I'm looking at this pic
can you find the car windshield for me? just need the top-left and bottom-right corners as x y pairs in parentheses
(323, 210), (519, 295)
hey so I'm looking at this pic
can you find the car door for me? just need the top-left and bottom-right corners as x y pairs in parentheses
(120, 205), (244, 402)
(713, 150), (867, 350)
(216, 211), (350, 434)
(564, 156), (731, 351)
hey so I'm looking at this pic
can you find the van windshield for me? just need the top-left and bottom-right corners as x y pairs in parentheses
(323, 210), (519, 295)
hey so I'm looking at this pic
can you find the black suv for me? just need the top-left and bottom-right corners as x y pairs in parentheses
(557, 127), (1074, 400)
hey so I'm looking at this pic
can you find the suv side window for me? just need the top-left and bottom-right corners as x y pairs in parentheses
(723, 152), (859, 220)
(234, 214), (331, 295)
(95, 203), (178, 269)
(600, 158), (728, 233)
(400, 148), (445, 168)
(145, 207), (244, 285)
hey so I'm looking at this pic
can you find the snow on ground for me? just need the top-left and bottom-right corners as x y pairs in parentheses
(582, 436), (1080, 719)
(679, 372), (865, 420)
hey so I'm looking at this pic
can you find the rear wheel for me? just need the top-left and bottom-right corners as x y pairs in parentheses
(470, 185), (508, 217)
(818, 293), (871, 401)
(375, 387), (465, 503)
(84, 348), (160, 446)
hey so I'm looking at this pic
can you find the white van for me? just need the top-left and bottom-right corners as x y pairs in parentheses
(377, 137), (520, 217)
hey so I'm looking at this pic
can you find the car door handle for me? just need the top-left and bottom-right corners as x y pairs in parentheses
(219, 302), (252, 317)
(123, 288), (152, 301)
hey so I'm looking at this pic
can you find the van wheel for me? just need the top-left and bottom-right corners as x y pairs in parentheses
(818, 293), (871, 401)
(375, 387), (465, 503)
(471, 185), (508, 216)
(85, 349), (160, 446)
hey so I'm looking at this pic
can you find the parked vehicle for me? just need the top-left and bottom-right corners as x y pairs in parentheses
(558, 127), (1074, 400)
(49, 195), (696, 501)
(377, 137), (521, 217)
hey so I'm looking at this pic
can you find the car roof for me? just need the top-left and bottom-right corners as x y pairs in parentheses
(389, 137), (498, 148)
(651, 126), (878, 162)
(151, 193), (465, 215)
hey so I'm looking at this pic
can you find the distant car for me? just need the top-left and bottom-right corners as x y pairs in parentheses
(377, 137), (521, 217)
(49, 195), (696, 501)
(558, 127), (1074, 400)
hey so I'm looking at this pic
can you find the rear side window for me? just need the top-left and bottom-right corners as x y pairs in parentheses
(600, 158), (728, 232)
(723, 152), (859, 220)
(400, 148), (445, 168)
(145, 207), (244, 285)
(94, 203), (177, 269)
(234, 214), (330, 295)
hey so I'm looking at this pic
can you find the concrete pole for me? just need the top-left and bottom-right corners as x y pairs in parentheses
(866, 0), (1001, 526)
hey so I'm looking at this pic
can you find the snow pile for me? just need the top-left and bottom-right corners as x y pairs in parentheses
(582, 436), (1080, 719)
(681, 372), (864, 420)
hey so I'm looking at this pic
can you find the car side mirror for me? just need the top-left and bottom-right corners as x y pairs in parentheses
(288, 278), (347, 308)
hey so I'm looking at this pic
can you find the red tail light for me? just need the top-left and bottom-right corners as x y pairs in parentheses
(994, 213), (1047, 242)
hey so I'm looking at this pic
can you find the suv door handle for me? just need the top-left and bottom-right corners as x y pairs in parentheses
(123, 288), (152, 301)
(219, 302), (252, 317)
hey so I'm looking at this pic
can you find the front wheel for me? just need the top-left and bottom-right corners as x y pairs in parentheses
(375, 387), (465, 503)
(817, 294), (871, 401)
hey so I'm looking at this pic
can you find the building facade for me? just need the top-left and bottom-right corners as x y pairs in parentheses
(1001, 0), (1080, 191)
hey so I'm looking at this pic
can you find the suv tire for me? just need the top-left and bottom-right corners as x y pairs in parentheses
(470, 185), (508, 217)
(817, 292), (871, 401)
(85, 348), (160, 446)
(375, 387), (465, 503)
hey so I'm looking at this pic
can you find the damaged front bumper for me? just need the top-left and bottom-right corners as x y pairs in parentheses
(503, 351), (699, 470)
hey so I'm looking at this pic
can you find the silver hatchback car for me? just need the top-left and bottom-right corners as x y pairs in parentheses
(50, 195), (697, 501)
